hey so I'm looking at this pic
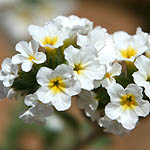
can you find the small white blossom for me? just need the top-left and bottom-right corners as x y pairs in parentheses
(24, 93), (54, 117)
(36, 64), (81, 111)
(77, 26), (106, 50)
(133, 55), (150, 98)
(98, 115), (130, 136)
(52, 15), (93, 37)
(105, 83), (150, 130)
(77, 27), (117, 65)
(78, 90), (100, 121)
(28, 22), (69, 50)
(0, 58), (18, 87)
(113, 27), (148, 62)
(20, 93), (54, 125)
(64, 45), (106, 90)
(12, 40), (46, 72)
(101, 63), (122, 88)
(19, 108), (46, 125)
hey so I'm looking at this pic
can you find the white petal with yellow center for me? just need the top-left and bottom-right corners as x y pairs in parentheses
(12, 40), (46, 72)
(120, 46), (137, 59)
(113, 28), (148, 62)
(105, 83), (150, 130)
(101, 63), (122, 88)
(28, 22), (69, 50)
(36, 64), (81, 111)
(64, 45), (106, 90)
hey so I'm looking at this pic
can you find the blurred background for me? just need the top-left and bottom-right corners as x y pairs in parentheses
(0, 0), (150, 150)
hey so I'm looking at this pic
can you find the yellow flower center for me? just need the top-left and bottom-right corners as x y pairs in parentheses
(73, 63), (85, 75)
(105, 72), (112, 79)
(48, 77), (66, 94)
(28, 55), (36, 62)
(120, 46), (137, 59)
(42, 36), (58, 46)
(41, 36), (58, 51)
(120, 94), (137, 110)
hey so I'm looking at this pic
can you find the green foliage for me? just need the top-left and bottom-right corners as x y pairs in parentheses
(11, 66), (39, 94)
(94, 87), (110, 109)
(45, 48), (67, 69)
(116, 62), (137, 88)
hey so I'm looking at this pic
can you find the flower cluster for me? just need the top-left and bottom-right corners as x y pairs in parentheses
(1, 15), (150, 135)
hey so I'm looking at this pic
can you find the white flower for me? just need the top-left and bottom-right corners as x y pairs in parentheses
(133, 55), (150, 98)
(24, 93), (54, 117)
(64, 45), (106, 90)
(105, 83), (150, 130)
(113, 27), (148, 62)
(19, 93), (54, 125)
(98, 115), (130, 136)
(12, 40), (46, 72)
(101, 63), (122, 88)
(78, 90), (100, 121)
(0, 58), (18, 87)
(52, 15), (93, 37)
(77, 27), (117, 65)
(36, 64), (81, 111)
(28, 22), (69, 51)
(19, 109), (46, 125)
(77, 26), (106, 50)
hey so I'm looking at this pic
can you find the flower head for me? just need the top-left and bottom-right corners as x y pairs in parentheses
(12, 40), (46, 72)
(101, 63), (122, 88)
(64, 45), (105, 90)
(52, 15), (93, 37)
(0, 58), (18, 87)
(105, 83), (150, 130)
(36, 64), (81, 111)
(113, 27), (148, 62)
(28, 22), (69, 51)
(77, 27), (117, 65)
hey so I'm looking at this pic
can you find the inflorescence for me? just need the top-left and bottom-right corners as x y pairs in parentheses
(1, 15), (150, 135)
